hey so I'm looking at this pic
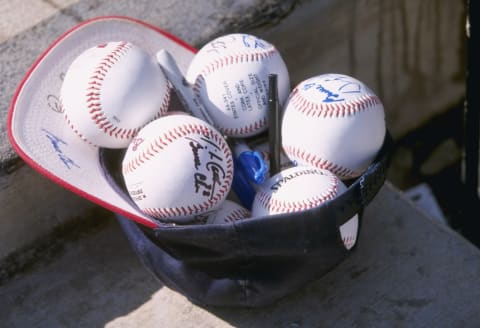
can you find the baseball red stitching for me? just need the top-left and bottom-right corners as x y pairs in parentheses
(221, 207), (251, 223)
(142, 203), (212, 219)
(192, 76), (269, 136)
(257, 169), (339, 213)
(342, 233), (356, 249)
(84, 42), (170, 141)
(282, 145), (361, 179)
(220, 116), (268, 137)
(283, 89), (380, 178)
(198, 49), (278, 77)
(123, 123), (233, 219)
(191, 49), (278, 137)
(289, 87), (382, 118)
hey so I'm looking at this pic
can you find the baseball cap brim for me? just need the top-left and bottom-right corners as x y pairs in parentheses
(7, 16), (197, 228)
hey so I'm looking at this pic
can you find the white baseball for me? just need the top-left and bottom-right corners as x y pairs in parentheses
(281, 73), (386, 179)
(122, 114), (233, 221)
(60, 41), (170, 148)
(251, 166), (358, 250)
(186, 33), (290, 137)
(206, 200), (251, 224)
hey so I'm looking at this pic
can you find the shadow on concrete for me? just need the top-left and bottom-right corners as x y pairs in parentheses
(387, 101), (480, 247)
(0, 215), (164, 327)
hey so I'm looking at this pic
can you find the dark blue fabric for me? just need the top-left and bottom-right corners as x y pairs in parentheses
(115, 132), (394, 307)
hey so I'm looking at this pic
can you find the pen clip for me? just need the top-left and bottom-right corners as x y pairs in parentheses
(237, 150), (268, 185)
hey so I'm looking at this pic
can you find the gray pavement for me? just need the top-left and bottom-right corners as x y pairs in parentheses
(0, 0), (80, 43)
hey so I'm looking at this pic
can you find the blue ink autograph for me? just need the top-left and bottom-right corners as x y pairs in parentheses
(242, 35), (267, 49)
(303, 76), (362, 103)
(303, 82), (344, 103)
(42, 128), (80, 169)
(325, 76), (362, 93)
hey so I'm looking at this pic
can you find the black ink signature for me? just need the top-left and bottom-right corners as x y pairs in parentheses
(42, 128), (80, 169)
(200, 136), (221, 151)
(46, 94), (63, 113)
(193, 172), (212, 197)
(188, 140), (204, 170)
(207, 40), (227, 54)
(187, 136), (225, 200)
(206, 161), (226, 198)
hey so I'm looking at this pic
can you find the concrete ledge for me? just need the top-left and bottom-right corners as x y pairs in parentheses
(0, 164), (100, 261)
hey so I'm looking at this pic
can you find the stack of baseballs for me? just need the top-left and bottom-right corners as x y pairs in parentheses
(248, 73), (385, 250)
(60, 33), (386, 249)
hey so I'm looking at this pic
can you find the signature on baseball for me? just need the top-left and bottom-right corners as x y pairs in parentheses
(302, 76), (362, 103)
(187, 136), (226, 200)
(206, 34), (269, 54)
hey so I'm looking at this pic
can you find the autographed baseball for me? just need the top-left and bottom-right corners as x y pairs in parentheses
(186, 33), (290, 137)
(251, 166), (358, 249)
(281, 73), (386, 179)
(122, 114), (233, 221)
(61, 41), (170, 148)
(206, 200), (251, 224)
